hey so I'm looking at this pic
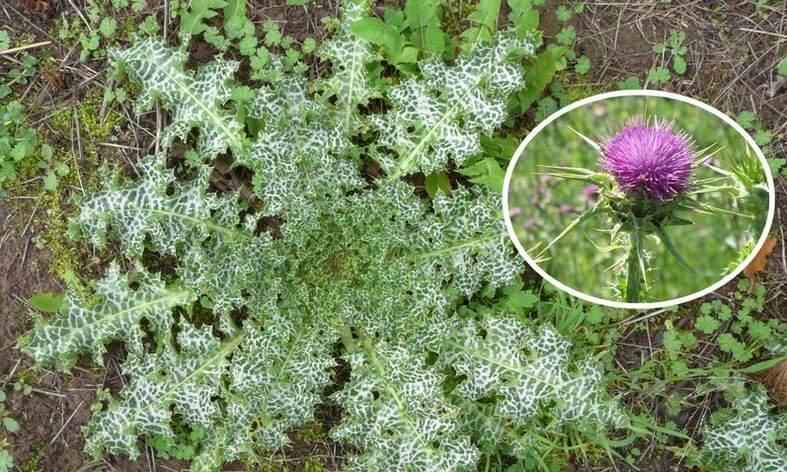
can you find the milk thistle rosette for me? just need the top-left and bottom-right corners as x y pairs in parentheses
(535, 118), (753, 303)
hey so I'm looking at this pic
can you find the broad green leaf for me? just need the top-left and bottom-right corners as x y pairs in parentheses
(508, 0), (539, 33)
(739, 355), (787, 374)
(351, 17), (402, 59)
(179, 0), (228, 36)
(461, 0), (501, 51)
(403, 0), (445, 54)
(672, 54), (687, 75)
(424, 171), (451, 197)
(222, 0), (247, 39)
(460, 158), (505, 192)
(575, 55), (591, 74)
(515, 45), (565, 113)
(647, 66), (671, 84)
(778, 57), (787, 76)
(0, 449), (11, 471)
(2, 417), (19, 433)
(99, 17), (117, 38)
(29, 292), (64, 313)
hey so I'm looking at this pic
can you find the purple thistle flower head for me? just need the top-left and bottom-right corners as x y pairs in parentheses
(601, 120), (694, 201)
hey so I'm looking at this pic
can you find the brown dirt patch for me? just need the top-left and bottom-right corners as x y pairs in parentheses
(0, 200), (94, 472)
(572, 1), (787, 131)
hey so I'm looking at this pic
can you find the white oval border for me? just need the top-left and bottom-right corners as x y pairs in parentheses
(502, 90), (776, 310)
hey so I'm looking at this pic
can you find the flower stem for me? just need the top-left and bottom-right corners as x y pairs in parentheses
(625, 225), (643, 303)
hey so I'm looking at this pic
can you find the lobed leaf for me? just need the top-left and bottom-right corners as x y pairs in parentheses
(110, 40), (248, 161)
(702, 390), (787, 472)
(332, 339), (479, 471)
(318, 0), (378, 133)
(434, 315), (628, 431)
(373, 30), (537, 179)
(21, 262), (193, 369)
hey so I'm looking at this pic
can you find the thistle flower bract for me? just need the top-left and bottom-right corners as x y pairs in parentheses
(601, 121), (693, 201)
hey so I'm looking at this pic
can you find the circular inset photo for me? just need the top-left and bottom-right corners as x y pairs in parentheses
(503, 91), (774, 309)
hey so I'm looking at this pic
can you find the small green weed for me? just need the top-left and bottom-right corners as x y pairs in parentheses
(0, 101), (38, 191)
(0, 443), (12, 472)
(0, 391), (19, 437)
(149, 424), (207, 460)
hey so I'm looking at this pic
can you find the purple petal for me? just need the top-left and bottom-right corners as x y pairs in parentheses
(601, 122), (693, 200)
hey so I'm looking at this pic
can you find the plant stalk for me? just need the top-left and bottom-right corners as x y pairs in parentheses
(625, 226), (642, 303)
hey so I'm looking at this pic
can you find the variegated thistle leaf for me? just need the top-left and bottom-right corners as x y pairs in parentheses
(702, 389), (787, 472)
(414, 186), (521, 298)
(433, 316), (627, 432)
(374, 31), (537, 180)
(238, 78), (365, 244)
(84, 321), (240, 461)
(318, 0), (377, 133)
(76, 155), (275, 314)
(110, 40), (248, 161)
(21, 262), (193, 369)
(193, 315), (336, 466)
(332, 340), (480, 472)
(77, 155), (223, 256)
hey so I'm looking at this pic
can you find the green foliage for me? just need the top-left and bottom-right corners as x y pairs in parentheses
(149, 425), (206, 460)
(19, 3), (634, 471)
(574, 55), (590, 75)
(776, 57), (787, 76)
(350, 0), (447, 72)
(0, 391), (19, 434)
(0, 390), (18, 472)
(0, 101), (37, 189)
(647, 66), (671, 85)
(403, 0), (447, 55)
(701, 389), (787, 471)
(0, 53), (38, 100)
(512, 45), (565, 114)
(0, 447), (11, 472)
(179, 0), (228, 40)
(29, 292), (65, 313)
(460, 0), (502, 52)
(99, 17), (118, 38)
(110, 40), (248, 161)
(653, 31), (687, 76)
(0, 100), (62, 193)
(507, 0), (541, 36)
(618, 76), (641, 90)
(555, 26), (575, 46)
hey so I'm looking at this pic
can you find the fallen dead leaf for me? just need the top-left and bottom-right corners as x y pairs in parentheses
(20, 0), (53, 16)
(756, 359), (787, 406)
(743, 238), (777, 287)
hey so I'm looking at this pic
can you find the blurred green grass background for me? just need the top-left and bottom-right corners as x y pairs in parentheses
(508, 96), (770, 303)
